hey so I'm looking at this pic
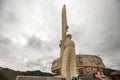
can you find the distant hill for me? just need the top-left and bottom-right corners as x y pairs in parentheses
(0, 67), (55, 80)
(103, 68), (119, 76)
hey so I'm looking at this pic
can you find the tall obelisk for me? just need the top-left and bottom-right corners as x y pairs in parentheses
(59, 4), (68, 73)
(60, 5), (77, 80)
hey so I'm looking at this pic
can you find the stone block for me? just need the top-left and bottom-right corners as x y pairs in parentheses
(16, 76), (66, 80)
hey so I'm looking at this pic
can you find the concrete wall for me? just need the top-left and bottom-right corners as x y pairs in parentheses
(16, 76), (66, 80)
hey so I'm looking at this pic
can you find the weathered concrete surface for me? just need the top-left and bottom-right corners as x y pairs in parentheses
(16, 76), (66, 80)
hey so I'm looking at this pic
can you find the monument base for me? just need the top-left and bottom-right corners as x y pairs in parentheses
(16, 76), (66, 80)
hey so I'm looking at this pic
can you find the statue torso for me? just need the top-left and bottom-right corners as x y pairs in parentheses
(64, 38), (75, 48)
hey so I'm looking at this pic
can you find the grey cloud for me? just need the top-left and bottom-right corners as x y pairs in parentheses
(0, 0), (120, 71)
(0, 35), (12, 45)
(66, 0), (120, 70)
(93, 5), (120, 54)
(0, 35), (12, 57)
(26, 35), (43, 49)
(26, 56), (54, 72)
(26, 34), (58, 52)
(0, 35), (27, 70)
(25, 34), (59, 71)
(0, 0), (59, 71)
(0, 11), (16, 23)
(0, 0), (18, 32)
(0, 0), (5, 9)
(0, 0), (17, 23)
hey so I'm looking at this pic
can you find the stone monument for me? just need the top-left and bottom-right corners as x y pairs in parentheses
(51, 4), (105, 79)
(59, 5), (77, 80)
(16, 4), (106, 80)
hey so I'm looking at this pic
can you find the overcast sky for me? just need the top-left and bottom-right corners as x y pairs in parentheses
(0, 0), (120, 72)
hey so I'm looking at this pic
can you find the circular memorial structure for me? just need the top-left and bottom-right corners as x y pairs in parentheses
(51, 54), (105, 75)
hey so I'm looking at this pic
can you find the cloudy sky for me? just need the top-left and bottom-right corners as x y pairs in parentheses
(0, 0), (120, 72)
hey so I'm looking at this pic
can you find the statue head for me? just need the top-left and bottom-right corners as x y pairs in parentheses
(67, 34), (72, 39)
